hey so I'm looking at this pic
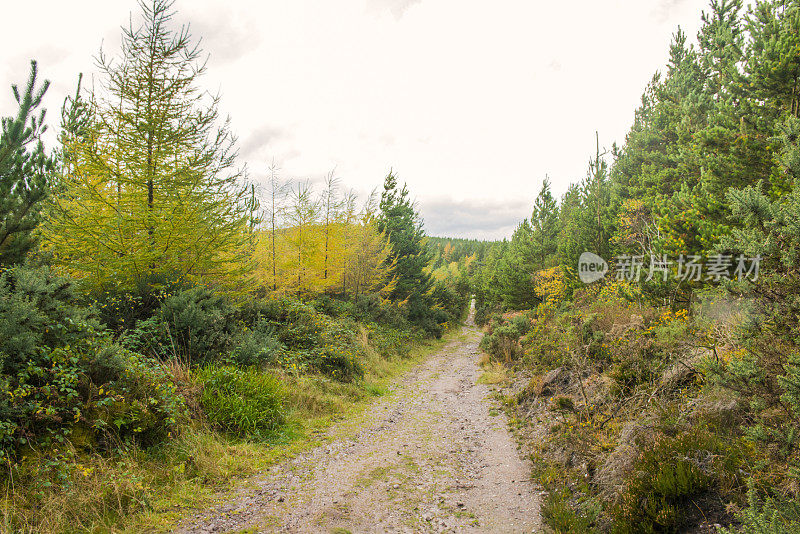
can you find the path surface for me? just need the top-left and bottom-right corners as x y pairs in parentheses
(178, 313), (540, 533)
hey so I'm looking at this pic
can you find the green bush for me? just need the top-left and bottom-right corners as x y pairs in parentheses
(722, 480), (800, 534)
(229, 319), (284, 367)
(158, 286), (238, 363)
(480, 314), (531, 361)
(542, 490), (594, 534)
(82, 345), (187, 449)
(369, 324), (415, 358)
(311, 294), (353, 318)
(351, 293), (409, 330)
(611, 429), (745, 533)
(121, 285), (240, 364)
(311, 346), (365, 382)
(89, 271), (193, 333)
(0, 265), (101, 374)
(431, 281), (469, 325)
(0, 337), (185, 456)
(197, 365), (285, 440)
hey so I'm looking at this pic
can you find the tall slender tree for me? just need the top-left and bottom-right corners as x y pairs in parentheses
(0, 61), (53, 266)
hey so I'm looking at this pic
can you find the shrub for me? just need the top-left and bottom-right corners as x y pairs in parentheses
(0, 266), (187, 457)
(0, 338), (185, 456)
(88, 271), (193, 333)
(83, 346), (187, 449)
(480, 314), (531, 361)
(311, 346), (365, 382)
(229, 319), (284, 367)
(721, 480), (800, 534)
(431, 281), (469, 325)
(0, 265), (101, 374)
(369, 324), (415, 358)
(542, 490), (594, 534)
(311, 294), (353, 318)
(349, 293), (409, 329)
(197, 365), (285, 440)
(158, 286), (238, 363)
(120, 285), (241, 364)
(611, 429), (745, 533)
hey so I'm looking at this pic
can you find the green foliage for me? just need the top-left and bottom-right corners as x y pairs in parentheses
(0, 265), (100, 374)
(542, 490), (595, 534)
(197, 365), (285, 440)
(722, 480), (800, 534)
(0, 61), (53, 267)
(611, 428), (745, 533)
(0, 265), (185, 455)
(367, 323), (416, 358)
(158, 286), (238, 363)
(230, 319), (284, 367)
(479, 314), (531, 361)
(377, 171), (449, 337)
(47, 0), (254, 290)
(350, 293), (409, 329)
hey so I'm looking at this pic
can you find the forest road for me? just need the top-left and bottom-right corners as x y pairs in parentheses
(177, 310), (541, 533)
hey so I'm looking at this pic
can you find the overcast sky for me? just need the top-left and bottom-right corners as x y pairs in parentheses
(1, 0), (709, 239)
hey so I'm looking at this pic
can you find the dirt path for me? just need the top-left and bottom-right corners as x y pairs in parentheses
(177, 313), (541, 533)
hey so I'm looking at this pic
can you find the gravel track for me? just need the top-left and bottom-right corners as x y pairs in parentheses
(177, 312), (541, 533)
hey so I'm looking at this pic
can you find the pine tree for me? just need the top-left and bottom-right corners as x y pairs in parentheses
(377, 171), (432, 301)
(0, 61), (53, 266)
(559, 138), (615, 283)
(377, 171), (439, 333)
(530, 177), (559, 268)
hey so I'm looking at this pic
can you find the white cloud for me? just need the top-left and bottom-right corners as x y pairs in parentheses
(1, 0), (710, 239)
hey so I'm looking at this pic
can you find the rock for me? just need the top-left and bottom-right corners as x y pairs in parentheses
(694, 398), (742, 425)
(609, 314), (645, 339)
(536, 367), (570, 397)
(594, 422), (654, 497)
(659, 349), (712, 391)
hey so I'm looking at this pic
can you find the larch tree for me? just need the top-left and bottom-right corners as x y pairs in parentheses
(283, 180), (321, 296)
(320, 169), (344, 289)
(261, 160), (286, 292)
(343, 192), (395, 298)
(46, 0), (253, 290)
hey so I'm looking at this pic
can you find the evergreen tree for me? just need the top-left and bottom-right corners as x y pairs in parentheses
(377, 171), (440, 334)
(0, 61), (53, 266)
(530, 177), (559, 268)
(559, 138), (615, 283)
(377, 171), (432, 301)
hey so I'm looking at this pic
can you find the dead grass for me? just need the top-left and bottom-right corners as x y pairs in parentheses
(478, 361), (508, 385)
